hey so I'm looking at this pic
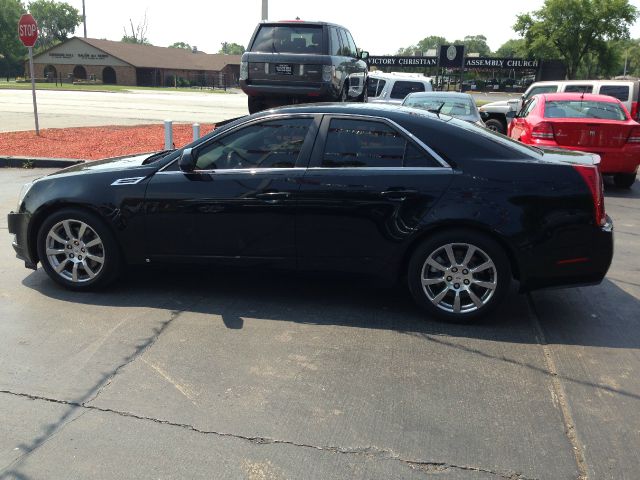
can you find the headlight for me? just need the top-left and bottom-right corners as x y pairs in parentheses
(16, 181), (34, 210)
(240, 61), (248, 80)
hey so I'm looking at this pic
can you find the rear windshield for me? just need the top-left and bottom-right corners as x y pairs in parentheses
(544, 100), (627, 120)
(403, 96), (478, 119)
(251, 25), (323, 54)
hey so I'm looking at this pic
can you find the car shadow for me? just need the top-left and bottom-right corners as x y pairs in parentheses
(603, 176), (639, 199)
(20, 265), (640, 351)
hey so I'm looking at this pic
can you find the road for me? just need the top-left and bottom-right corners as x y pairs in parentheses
(0, 89), (250, 132)
(0, 89), (518, 133)
(0, 167), (638, 479)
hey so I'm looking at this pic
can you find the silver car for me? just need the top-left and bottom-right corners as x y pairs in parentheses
(402, 92), (484, 126)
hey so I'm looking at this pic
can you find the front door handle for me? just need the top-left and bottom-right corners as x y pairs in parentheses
(256, 191), (290, 201)
(380, 189), (418, 200)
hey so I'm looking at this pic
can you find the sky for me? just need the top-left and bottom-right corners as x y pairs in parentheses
(62, 0), (640, 55)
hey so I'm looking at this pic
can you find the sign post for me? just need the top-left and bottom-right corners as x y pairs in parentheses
(18, 14), (40, 135)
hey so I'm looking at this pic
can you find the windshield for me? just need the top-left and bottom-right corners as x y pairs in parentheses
(403, 96), (479, 119)
(544, 100), (627, 121)
(252, 25), (323, 54)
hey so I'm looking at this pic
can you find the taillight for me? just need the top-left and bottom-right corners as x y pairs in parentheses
(573, 164), (606, 227)
(627, 126), (640, 143)
(532, 122), (555, 139)
(631, 101), (638, 120)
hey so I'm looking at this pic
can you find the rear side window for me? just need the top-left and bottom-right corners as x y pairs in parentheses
(252, 25), (323, 54)
(322, 118), (438, 168)
(329, 27), (341, 56)
(564, 85), (593, 93)
(599, 85), (630, 102)
(390, 81), (426, 99)
(367, 78), (386, 97)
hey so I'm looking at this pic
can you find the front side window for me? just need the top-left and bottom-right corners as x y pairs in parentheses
(367, 78), (386, 97)
(252, 26), (323, 54)
(338, 29), (352, 56)
(524, 85), (558, 100)
(390, 81), (426, 99)
(345, 30), (358, 56)
(195, 118), (312, 170)
(322, 118), (437, 168)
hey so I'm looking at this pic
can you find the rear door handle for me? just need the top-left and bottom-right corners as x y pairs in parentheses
(256, 191), (290, 201)
(380, 189), (418, 200)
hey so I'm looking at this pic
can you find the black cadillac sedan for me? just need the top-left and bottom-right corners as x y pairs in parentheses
(8, 103), (613, 322)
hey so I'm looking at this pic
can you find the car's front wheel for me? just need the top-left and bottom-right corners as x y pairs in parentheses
(37, 208), (122, 290)
(407, 230), (511, 322)
(484, 118), (506, 134)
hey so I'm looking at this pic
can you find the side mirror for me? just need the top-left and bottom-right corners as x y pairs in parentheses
(359, 50), (369, 60)
(179, 148), (196, 172)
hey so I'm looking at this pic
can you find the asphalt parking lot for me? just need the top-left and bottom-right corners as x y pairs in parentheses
(0, 168), (638, 480)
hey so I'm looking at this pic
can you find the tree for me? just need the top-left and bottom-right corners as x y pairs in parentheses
(169, 41), (191, 50)
(122, 13), (151, 45)
(218, 42), (244, 55)
(28, 0), (80, 52)
(495, 39), (528, 58)
(397, 36), (448, 56)
(0, 0), (27, 77)
(454, 35), (491, 56)
(514, 0), (638, 79)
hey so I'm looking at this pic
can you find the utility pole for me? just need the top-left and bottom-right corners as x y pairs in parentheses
(261, 0), (268, 20)
(82, 0), (87, 37)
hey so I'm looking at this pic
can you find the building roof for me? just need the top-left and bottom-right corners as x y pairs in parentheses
(75, 37), (241, 70)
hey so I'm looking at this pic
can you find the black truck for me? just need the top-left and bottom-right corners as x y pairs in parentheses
(240, 20), (369, 113)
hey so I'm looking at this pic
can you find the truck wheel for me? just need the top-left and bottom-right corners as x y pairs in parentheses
(613, 173), (637, 189)
(484, 118), (506, 134)
(248, 96), (265, 114)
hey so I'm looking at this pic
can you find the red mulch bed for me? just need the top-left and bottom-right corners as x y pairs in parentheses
(0, 124), (216, 160)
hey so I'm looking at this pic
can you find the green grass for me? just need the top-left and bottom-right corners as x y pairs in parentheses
(0, 80), (236, 94)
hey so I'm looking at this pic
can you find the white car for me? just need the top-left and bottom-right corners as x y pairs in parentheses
(403, 92), (485, 126)
(367, 72), (433, 104)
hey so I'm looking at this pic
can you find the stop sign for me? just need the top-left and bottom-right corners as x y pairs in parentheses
(18, 14), (38, 48)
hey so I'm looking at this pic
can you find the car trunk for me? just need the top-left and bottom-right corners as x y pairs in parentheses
(246, 53), (326, 84)
(550, 120), (631, 149)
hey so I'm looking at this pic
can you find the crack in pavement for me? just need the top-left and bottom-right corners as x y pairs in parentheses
(526, 294), (589, 480)
(0, 389), (536, 480)
(0, 301), (196, 477)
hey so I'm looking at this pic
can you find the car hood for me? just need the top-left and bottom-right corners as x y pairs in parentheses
(46, 152), (162, 178)
(479, 100), (509, 109)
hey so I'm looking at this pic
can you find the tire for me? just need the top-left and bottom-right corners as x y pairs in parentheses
(247, 96), (264, 114)
(339, 84), (348, 102)
(407, 229), (512, 323)
(484, 118), (506, 134)
(613, 172), (636, 189)
(37, 208), (122, 290)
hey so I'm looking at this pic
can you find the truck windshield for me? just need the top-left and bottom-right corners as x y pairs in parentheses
(252, 25), (323, 54)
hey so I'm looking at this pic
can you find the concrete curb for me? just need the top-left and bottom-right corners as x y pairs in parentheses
(0, 156), (86, 169)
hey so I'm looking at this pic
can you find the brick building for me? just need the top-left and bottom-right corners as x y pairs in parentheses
(27, 37), (241, 87)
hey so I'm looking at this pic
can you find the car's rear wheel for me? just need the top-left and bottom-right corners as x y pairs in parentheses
(613, 172), (636, 189)
(408, 230), (511, 322)
(484, 118), (506, 134)
(37, 208), (122, 290)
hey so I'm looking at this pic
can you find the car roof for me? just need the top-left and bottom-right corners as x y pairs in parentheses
(252, 102), (444, 123)
(259, 20), (344, 28)
(405, 92), (473, 100)
(537, 93), (623, 103)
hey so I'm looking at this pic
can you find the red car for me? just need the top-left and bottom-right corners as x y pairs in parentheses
(508, 93), (640, 188)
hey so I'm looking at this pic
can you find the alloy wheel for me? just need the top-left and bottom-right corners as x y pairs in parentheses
(420, 242), (497, 314)
(45, 219), (105, 283)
